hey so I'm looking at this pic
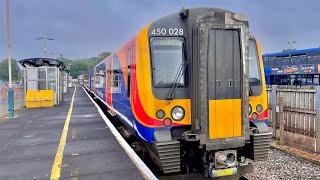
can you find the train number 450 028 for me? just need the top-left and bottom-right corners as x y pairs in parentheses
(151, 28), (184, 36)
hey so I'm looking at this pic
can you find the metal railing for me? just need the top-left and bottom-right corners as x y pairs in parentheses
(0, 83), (25, 116)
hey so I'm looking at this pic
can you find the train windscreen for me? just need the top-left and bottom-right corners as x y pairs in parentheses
(249, 40), (262, 85)
(150, 37), (186, 87)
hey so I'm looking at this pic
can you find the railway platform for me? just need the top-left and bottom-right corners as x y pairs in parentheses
(0, 86), (155, 180)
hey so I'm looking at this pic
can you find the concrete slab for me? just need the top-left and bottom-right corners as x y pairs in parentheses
(0, 158), (53, 180)
(0, 89), (72, 180)
(0, 86), (145, 179)
(59, 87), (144, 179)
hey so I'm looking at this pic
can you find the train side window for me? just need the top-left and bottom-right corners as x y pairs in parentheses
(269, 57), (275, 66)
(291, 56), (298, 65)
(127, 48), (131, 97)
(315, 54), (320, 64)
(274, 57), (282, 66)
(308, 53), (320, 64)
(283, 56), (289, 65)
(300, 55), (307, 64)
(263, 57), (268, 66)
(112, 60), (120, 93)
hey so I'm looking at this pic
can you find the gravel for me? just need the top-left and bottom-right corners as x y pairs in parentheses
(250, 148), (320, 180)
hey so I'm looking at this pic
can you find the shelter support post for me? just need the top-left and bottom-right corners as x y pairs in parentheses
(8, 88), (14, 117)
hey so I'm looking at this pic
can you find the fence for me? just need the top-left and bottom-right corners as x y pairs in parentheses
(267, 85), (320, 152)
(0, 83), (25, 117)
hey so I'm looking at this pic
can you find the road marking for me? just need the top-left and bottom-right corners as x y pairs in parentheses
(82, 86), (157, 180)
(50, 86), (77, 180)
(0, 120), (32, 153)
(72, 128), (77, 141)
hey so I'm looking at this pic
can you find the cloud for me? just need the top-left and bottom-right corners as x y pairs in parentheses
(0, 0), (319, 60)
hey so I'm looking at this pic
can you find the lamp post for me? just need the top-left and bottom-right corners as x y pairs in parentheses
(288, 41), (296, 50)
(7, 0), (14, 118)
(35, 37), (54, 57)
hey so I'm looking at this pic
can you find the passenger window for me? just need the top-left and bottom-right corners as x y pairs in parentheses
(291, 56), (298, 65)
(263, 57), (268, 66)
(283, 57), (289, 65)
(112, 60), (120, 93)
(269, 57), (275, 66)
(300, 55), (307, 64)
(127, 48), (131, 97)
(275, 57), (281, 66)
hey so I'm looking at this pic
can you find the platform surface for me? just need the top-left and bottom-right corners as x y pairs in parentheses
(0, 86), (145, 180)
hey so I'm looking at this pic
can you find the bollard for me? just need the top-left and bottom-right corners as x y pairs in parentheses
(279, 96), (284, 144)
(8, 87), (14, 118)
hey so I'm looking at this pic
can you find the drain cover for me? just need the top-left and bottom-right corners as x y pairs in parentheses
(58, 163), (70, 168)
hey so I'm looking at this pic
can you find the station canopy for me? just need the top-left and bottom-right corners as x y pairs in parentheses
(19, 58), (66, 71)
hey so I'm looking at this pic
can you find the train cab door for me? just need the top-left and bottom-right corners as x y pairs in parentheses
(93, 68), (96, 93)
(191, 22), (249, 150)
(206, 29), (242, 139)
(106, 56), (114, 115)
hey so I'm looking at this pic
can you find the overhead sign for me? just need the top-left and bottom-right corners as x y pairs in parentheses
(271, 64), (320, 74)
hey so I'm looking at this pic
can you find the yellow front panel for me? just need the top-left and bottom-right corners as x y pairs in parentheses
(209, 99), (242, 139)
(133, 25), (191, 126)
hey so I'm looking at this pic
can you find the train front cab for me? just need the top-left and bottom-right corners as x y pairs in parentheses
(143, 8), (272, 178)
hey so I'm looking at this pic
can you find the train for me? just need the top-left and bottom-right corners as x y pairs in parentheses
(81, 7), (272, 179)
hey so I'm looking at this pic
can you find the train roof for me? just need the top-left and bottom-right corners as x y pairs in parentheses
(263, 47), (320, 58)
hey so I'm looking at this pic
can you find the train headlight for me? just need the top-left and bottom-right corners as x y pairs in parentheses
(249, 104), (252, 115)
(216, 154), (227, 165)
(225, 153), (236, 166)
(252, 112), (258, 120)
(256, 104), (263, 113)
(156, 110), (165, 119)
(215, 150), (237, 168)
(163, 118), (172, 127)
(171, 106), (185, 121)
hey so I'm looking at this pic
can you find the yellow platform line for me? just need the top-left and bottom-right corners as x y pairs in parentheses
(50, 86), (77, 180)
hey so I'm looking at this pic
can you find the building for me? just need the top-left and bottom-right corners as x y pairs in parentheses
(263, 48), (320, 85)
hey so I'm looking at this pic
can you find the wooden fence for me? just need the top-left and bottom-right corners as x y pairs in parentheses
(267, 85), (317, 137)
(267, 85), (320, 152)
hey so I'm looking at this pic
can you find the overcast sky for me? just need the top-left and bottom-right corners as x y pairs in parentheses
(0, 0), (320, 60)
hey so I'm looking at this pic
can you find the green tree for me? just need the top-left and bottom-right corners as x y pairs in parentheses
(60, 51), (111, 78)
(0, 59), (20, 82)
(57, 57), (72, 69)
(282, 48), (296, 52)
(98, 52), (111, 60)
(70, 60), (89, 78)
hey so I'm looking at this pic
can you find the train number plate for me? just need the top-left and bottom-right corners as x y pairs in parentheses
(216, 169), (233, 177)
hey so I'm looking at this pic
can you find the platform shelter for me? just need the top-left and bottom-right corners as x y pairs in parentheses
(19, 58), (66, 107)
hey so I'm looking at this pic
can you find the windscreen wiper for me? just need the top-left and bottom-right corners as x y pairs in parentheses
(166, 61), (188, 105)
(249, 77), (261, 96)
(249, 77), (261, 85)
(166, 42), (188, 104)
(249, 84), (254, 96)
